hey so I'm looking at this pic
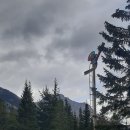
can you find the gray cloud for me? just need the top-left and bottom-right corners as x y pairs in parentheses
(0, 0), (125, 102)
(1, 0), (88, 39)
(0, 49), (41, 63)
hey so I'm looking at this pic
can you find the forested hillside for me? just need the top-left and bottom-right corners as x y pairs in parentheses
(0, 80), (92, 130)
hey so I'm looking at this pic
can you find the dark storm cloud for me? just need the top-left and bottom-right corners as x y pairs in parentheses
(1, 0), (88, 39)
(1, 1), (53, 39)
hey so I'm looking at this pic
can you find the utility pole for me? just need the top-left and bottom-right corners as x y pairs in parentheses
(84, 43), (105, 130)
(92, 66), (96, 130)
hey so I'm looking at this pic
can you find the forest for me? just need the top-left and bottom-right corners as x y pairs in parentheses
(0, 80), (92, 130)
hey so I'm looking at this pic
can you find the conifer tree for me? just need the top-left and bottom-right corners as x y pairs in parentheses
(18, 81), (39, 130)
(64, 98), (74, 130)
(50, 99), (67, 130)
(79, 104), (92, 130)
(50, 79), (70, 130)
(73, 112), (78, 130)
(50, 80), (72, 130)
(37, 86), (53, 130)
(79, 107), (84, 130)
(97, 0), (130, 119)
(53, 78), (60, 103)
(0, 99), (7, 129)
(83, 104), (91, 130)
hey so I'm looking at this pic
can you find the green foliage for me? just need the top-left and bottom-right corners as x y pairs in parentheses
(5, 112), (19, 130)
(0, 79), (81, 130)
(0, 99), (7, 130)
(79, 107), (84, 130)
(73, 112), (78, 130)
(96, 114), (127, 130)
(97, 0), (130, 120)
(18, 81), (39, 130)
(0, 99), (19, 130)
(64, 98), (74, 130)
(37, 79), (79, 130)
(50, 99), (67, 130)
(83, 104), (92, 130)
(37, 86), (53, 130)
(79, 104), (92, 130)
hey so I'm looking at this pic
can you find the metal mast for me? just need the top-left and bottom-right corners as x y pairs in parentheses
(84, 43), (105, 130)
(92, 65), (96, 130)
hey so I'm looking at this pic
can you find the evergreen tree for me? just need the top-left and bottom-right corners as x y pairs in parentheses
(50, 79), (70, 130)
(38, 79), (79, 130)
(53, 78), (60, 103)
(0, 99), (7, 130)
(37, 86), (53, 130)
(79, 107), (84, 130)
(97, 0), (130, 119)
(96, 114), (126, 130)
(18, 81), (39, 130)
(50, 99), (67, 130)
(73, 112), (78, 130)
(78, 104), (92, 130)
(83, 104), (91, 130)
(0, 99), (19, 130)
(64, 98), (74, 130)
(6, 110), (19, 130)
(37, 79), (60, 130)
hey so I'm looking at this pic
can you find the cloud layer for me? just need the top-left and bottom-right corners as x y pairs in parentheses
(0, 0), (125, 102)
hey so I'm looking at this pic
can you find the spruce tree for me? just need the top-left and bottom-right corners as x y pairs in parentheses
(73, 112), (78, 130)
(79, 107), (84, 130)
(97, 0), (130, 119)
(0, 99), (7, 129)
(64, 98), (74, 130)
(37, 86), (53, 130)
(50, 79), (69, 130)
(83, 104), (91, 130)
(53, 78), (60, 103)
(18, 81), (39, 130)
(50, 99), (67, 130)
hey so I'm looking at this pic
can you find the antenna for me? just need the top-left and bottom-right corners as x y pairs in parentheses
(84, 43), (105, 130)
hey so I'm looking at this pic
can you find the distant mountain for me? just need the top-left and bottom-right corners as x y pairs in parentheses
(0, 87), (91, 116)
(60, 94), (92, 116)
(0, 87), (20, 108)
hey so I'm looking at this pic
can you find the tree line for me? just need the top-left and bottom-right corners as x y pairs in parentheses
(1, 0), (130, 129)
(0, 79), (92, 130)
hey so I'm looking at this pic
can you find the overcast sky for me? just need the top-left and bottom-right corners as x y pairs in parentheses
(0, 0), (126, 102)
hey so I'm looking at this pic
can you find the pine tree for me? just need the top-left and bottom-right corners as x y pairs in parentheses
(73, 112), (78, 130)
(0, 99), (7, 129)
(37, 86), (53, 130)
(53, 78), (60, 103)
(83, 104), (91, 130)
(50, 99), (67, 130)
(64, 98), (74, 130)
(18, 81), (39, 130)
(79, 107), (84, 130)
(97, 0), (130, 119)
(37, 79), (79, 130)
(50, 79), (69, 130)
(78, 104), (92, 130)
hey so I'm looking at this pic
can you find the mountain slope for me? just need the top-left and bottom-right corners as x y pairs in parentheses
(0, 87), (20, 107)
(60, 94), (87, 116)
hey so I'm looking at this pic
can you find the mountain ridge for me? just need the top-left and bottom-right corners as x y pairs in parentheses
(0, 87), (89, 116)
(0, 87), (20, 107)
